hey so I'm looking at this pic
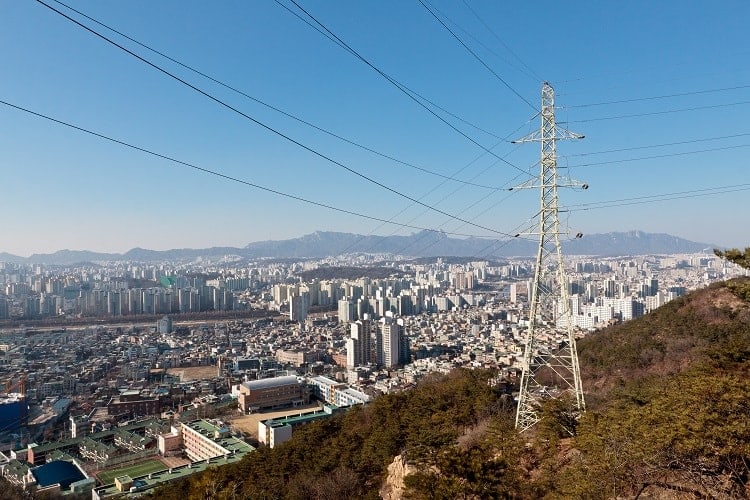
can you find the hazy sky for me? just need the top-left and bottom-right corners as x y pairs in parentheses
(1, 0), (749, 256)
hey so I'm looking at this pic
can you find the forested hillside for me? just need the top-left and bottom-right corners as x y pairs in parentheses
(150, 369), (514, 499)
(552, 277), (750, 498)
(149, 278), (750, 498)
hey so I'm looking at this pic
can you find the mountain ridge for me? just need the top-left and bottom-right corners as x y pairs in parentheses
(1, 230), (714, 265)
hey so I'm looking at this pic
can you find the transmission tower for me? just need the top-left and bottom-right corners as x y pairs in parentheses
(512, 82), (586, 432)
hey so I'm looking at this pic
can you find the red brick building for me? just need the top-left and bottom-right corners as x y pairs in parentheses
(237, 376), (305, 412)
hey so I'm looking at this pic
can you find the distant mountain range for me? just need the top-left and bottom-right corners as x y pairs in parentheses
(0, 230), (714, 265)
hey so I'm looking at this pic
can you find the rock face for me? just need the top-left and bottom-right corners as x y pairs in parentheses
(380, 454), (413, 500)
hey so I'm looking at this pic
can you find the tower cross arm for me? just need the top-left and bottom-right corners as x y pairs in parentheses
(511, 126), (585, 144)
(510, 174), (588, 191)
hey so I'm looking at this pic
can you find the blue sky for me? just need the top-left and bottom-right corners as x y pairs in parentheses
(1, 0), (748, 256)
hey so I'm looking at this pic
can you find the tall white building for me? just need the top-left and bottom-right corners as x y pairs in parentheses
(345, 337), (357, 370)
(290, 292), (310, 323)
(348, 317), (372, 367)
(338, 297), (354, 323)
(381, 318), (401, 369)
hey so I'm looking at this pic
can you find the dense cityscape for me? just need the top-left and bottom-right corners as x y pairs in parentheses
(0, 250), (745, 497)
(2, 1), (748, 496)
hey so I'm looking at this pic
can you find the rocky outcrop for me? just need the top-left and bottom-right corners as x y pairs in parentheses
(380, 454), (413, 500)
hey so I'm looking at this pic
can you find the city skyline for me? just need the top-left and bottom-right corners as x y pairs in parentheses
(2, 1), (749, 256)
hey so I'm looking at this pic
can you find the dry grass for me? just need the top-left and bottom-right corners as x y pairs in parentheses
(166, 366), (218, 381)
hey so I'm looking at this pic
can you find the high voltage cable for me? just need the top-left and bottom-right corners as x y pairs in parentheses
(270, 5), (748, 252)
(416, 0), (539, 82)
(49, 0), (497, 191)
(381, 117), (533, 256)
(51, 0), (535, 255)
(570, 99), (750, 123)
(566, 183), (750, 210)
(415, 180), (750, 257)
(278, 0), (530, 174)
(337, 119), (536, 256)
(417, 0), (536, 110)
(35, 0), (518, 238)
(460, 0), (543, 82)
(384, 155), (527, 256)
(566, 132), (750, 157)
(409, 182), (533, 258)
(566, 143), (750, 169)
(410, 216), (535, 259)
(566, 83), (750, 108)
(565, 184), (750, 212)
(272, 0), (504, 142)
(556, 54), (750, 88)
(0, 98), (505, 240)
(388, 146), (532, 257)
(337, 152), (507, 255)
(471, 218), (538, 260)
(369, 121), (536, 252)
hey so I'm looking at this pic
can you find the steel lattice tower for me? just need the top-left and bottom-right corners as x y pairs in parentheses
(513, 82), (586, 432)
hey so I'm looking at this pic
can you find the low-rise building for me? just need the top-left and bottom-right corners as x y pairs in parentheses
(179, 420), (239, 462)
(237, 376), (305, 413)
(308, 376), (371, 406)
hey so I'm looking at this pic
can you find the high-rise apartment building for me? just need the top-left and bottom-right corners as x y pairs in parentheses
(338, 297), (354, 323)
(381, 318), (400, 368)
(290, 292), (310, 323)
(347, 317), (372, 368)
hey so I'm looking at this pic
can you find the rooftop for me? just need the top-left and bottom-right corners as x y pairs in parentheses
(263, 406), (343, 427)
(182, 420), (255, 455)
(241, 375), (299, 390)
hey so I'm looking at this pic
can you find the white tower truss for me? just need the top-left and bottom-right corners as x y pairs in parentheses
(512, 82), (586, 432)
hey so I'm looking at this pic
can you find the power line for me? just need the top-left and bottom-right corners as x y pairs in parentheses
(337, 152), (504, 255)
(473, 217), (538, 260)
(338, 120), (537, 256)
(566, 83), (750, 108)
(417, 0), (536, 110)
(565, 132), (750, 157)
(556, 53), (750, 89)
(460, 0), (543, 82)
(569, 187), (750, 211)
(387, 144), (534, 257)
(354, 116), (540, 256)
(35, 0), (517, 238)
(0, 98), (499, 240)
(409, 215), (536, 259)
(277, 0), (531, 175)
(566, 143), (750, 169)
(49, 0), (498, 191)
(272, 0), (504, 141)
(565, 183), (750, 211)
(274, 0), (508, 143)
(416, 0), (539, 82)
(387, 158), (528, 256)
(570, 99), (750, 123)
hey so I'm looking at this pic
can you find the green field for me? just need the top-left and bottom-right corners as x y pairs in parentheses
(97, 458), (166, 485)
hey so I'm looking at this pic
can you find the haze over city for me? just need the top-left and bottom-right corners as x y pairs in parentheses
(2, 0), (749, 256)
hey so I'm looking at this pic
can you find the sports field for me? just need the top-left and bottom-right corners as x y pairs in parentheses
(97, 458), (167, 485)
